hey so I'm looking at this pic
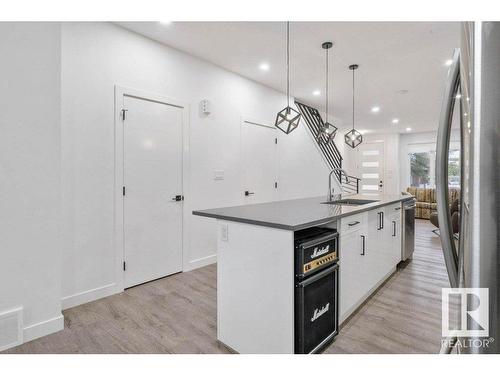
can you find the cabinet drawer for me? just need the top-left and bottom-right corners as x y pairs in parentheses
(340, 213), (366, 234)
(385, 202), (402, 213)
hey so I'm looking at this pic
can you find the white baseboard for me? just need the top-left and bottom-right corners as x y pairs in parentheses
(23, 314), (64, 343)
(185, 254), (217, 272)
(61, 283), (117, 310)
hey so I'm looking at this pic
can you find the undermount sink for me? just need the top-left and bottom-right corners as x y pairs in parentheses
(322, 198), (379, 206)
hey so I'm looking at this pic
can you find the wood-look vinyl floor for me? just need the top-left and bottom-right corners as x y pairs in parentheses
(4, 219), (448, 354)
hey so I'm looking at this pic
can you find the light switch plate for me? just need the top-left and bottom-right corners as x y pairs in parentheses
(220, 223), (228, 241)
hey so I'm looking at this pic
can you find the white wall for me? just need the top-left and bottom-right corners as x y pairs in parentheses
(60, 22), (332, 308)
(0, 23), (63, 344)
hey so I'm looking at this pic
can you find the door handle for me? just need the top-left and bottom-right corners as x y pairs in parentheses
(171, 195), (184, 201)
(244, 191), (255, 196)
(360, 235), (365, 256)
(436, 48), (460, 289)
(392, 220), (396, 237)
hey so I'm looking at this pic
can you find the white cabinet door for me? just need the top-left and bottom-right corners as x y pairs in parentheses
(339, 228), (367, 319)
(385, 206), (402, 264)
(366, 208), (386, 286)
(339, 230), (365, 317)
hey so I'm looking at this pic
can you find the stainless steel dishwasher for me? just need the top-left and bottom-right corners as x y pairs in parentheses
(402, 198), (416, 260)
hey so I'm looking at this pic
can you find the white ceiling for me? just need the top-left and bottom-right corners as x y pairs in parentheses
(117, 22), (460, 134)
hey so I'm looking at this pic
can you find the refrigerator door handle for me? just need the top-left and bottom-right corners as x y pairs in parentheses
(436, 48), (461, 289)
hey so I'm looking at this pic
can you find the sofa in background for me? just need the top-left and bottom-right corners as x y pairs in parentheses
(406, 186), (460, 219)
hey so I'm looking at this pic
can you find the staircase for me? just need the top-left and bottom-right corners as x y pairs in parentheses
(295, 101), (360, 194)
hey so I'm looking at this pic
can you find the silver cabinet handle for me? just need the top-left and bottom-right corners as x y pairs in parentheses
(392, 220), (396, 237)
(348, 221), (360, 227)
(360, 235), (365, 256)
(436, 48), (460, 289)
(244, 191), (254, 196)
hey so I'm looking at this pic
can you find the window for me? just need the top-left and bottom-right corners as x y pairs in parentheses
(407, 141), (461, 189)
(409, 152), (432, 188)
(448, 147), (461, 188)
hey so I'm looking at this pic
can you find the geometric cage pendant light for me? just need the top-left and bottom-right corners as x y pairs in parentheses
(275, 21), (301, 134)
(344, 64), (363, 148)
(317, 41), (338, 144)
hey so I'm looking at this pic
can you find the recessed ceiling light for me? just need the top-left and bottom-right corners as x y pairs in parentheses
(406, 127), (412, 132)
(455, 94), (462, 99)
(259, 62), (270, 71)
(159, 21), (172, 25)
(445, 59), (453, 67)
(371, 106), (380, 113)
(392, 118), (399, 124)
(312, 90), (321, 96)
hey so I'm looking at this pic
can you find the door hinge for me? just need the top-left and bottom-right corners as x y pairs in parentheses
(123, 186), (126, 196)
(275, 182), (278, 189)
(121, 109), (128, 121)
(123, 261), (126, 271)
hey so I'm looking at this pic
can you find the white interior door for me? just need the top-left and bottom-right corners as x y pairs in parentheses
(241, 121), (278, 204)
(123, 94), (183, 288)
(357, 142), (385, 195)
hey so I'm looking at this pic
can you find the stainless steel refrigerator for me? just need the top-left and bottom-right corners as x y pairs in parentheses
(437, 22), (499, 354)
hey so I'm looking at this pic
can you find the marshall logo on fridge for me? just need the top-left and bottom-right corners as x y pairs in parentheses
(311, 245), (330, 259)
(311, 303), (330, 322)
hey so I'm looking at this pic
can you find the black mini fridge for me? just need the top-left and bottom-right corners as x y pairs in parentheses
(295, 264), (339, 354)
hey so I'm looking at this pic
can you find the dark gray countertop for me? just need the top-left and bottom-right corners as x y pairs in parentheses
(193, 193), (413, 231)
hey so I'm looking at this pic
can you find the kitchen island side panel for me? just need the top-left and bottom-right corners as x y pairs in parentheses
(217, 220), (295, 354)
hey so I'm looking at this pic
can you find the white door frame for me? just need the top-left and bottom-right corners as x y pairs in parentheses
(239, 117), (279, 203)
(114, 85), (190, 292)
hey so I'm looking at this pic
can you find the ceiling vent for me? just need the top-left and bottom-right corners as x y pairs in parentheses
(0, 307), (23, 352)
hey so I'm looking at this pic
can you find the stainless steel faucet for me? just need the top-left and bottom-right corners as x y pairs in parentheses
(328, 168), (349, 202)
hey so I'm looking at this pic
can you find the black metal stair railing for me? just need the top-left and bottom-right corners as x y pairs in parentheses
(295, 101), (343, 172)
(340, 174), (361, 195)
(295, 101), (360, 194)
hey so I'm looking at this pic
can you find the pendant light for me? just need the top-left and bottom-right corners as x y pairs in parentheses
(345, 64), (363, 148)
(275, 21), (301, 134)
(317, 41), (337, 144)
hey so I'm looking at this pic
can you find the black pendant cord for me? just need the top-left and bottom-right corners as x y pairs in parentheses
(286, 21), (290, 109)
(352, 66), (355, 130)
(325, 46), (329, 123)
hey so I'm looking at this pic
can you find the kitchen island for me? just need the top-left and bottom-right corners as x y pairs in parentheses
(193, 193), (413, 354)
